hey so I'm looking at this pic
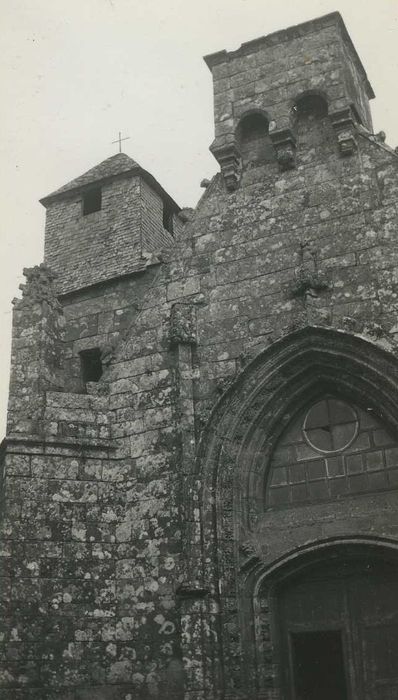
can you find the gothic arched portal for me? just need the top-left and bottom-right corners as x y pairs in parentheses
(189, 327), (398, 699)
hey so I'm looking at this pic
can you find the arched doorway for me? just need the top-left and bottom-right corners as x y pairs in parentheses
(191, 327), (398, 699)
(275, 551), (398, 700)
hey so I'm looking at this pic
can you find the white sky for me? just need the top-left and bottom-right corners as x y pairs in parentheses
(1, 0), (398, 436)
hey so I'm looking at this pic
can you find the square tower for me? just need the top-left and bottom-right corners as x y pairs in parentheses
(205, 12), (374, 188)
(40, 153), (180, 294)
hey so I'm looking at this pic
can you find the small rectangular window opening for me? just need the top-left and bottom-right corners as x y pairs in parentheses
(83, 187), (102, 215)
(80, 348), (103, 385)
(162, 202), (174, 235)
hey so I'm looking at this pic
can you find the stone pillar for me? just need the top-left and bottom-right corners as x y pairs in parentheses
(177, 585), (223, 700)
(168, 302), (202, 585)
(169, 304), (222, 698)
(7, 264), (64, 437)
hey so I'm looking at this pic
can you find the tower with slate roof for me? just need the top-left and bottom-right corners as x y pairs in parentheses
(40, 153), (180, 294)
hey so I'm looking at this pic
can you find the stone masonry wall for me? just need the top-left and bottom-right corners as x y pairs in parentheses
(2, 15), (398, 700)
(61, 266), (161, 393)
(98, 116), (398, 698)
(50, 111), (398, 697)
(3, 117), (398, 700)
(176, 124), (398, 698)
(7, 265), (64, 438)
(1, 264), (184, 699)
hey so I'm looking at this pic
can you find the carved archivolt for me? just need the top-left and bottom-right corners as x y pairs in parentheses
(190, 326), (398, 698)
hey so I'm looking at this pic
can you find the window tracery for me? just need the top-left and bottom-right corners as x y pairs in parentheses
(267, 397), (398, 507)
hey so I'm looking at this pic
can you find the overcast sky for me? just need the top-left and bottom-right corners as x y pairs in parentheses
(1, 0), (398, 436)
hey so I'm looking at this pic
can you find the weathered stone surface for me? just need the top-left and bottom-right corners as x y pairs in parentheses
(168, 304), (197, 347)
(2, 11), (398, 700)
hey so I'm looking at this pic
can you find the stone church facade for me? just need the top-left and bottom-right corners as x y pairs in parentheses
(2, 11), (398, 700)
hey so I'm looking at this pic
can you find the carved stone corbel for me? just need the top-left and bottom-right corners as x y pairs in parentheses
(270, 127), (297, 170)
(168, 303), (197, 348)
(330, 107), (357, 156)
(210, 140), (242, 191)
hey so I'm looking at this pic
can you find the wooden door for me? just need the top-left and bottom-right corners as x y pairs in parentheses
(350, 563), (398, 699)
(277, 557), (398, 700)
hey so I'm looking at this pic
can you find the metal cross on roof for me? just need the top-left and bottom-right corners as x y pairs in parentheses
(112, 131), (130, 153)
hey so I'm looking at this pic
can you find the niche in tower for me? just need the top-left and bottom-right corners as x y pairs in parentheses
(237, 110), (273, 165)
(294, 93), (328, 119)
(293, 92), (329, 150)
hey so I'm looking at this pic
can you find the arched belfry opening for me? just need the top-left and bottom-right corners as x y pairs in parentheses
(292, 92), (330, 156)
(191, 328), (398, 699)
(236, 110), (273, 165)
(293, 92), (328, 120)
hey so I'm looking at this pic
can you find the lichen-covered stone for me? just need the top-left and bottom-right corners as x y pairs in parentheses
(2, 11), (398, 700)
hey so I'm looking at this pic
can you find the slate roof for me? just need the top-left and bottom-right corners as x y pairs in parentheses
(40, 153), (180, 211)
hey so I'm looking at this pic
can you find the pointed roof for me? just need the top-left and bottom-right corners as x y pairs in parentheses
(40, 152), (180, 211)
